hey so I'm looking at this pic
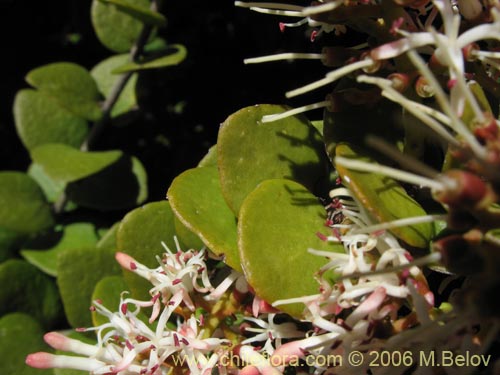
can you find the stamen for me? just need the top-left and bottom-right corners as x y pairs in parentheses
(350, 214), (446, 235)
(301, 0), (344, 16)
(286, 58), (375, 98)
(334, 156), (448, 191)
(244, 52), (323, 64)
(262, 100), (329, 123)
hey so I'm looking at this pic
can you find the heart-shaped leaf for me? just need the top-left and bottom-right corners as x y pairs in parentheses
(31, 144), (122, 183)
(238, 179), (343, 317)
(218, 104), (329, 215)
(116, 201), (177, 298)
(13, 90), (88, 151)
(21, 223), (99, 277)
(91, 0), (152, 53)
(57, 247), (121, 328)
(66, 155), (147, 210)
(97, 0), (166, 26)
(112, 44), (187, 73)
(335, 143), (433, 248)
(0, 172), (54, 234)
(91, 54), (138, 118)
(26, 62), (102, 121)
(0, 313), (54, 375)
(167, 167), (240, 272)
(0, 259), (63, 328)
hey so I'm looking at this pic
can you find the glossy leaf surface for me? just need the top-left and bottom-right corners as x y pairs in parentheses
(218, 104), (329, 214)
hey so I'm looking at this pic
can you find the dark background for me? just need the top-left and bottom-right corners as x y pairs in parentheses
(0, 0), (326, 201)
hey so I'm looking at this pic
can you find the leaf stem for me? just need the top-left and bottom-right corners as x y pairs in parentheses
(53, 0), (160, 214)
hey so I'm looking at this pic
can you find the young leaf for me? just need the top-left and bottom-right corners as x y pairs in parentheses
(14, 90), (88, 151)
(26, 62), (103, 121)
(335, 143), (433, 248)
(91, 54), (138, 118)
(0, 172), (54, 234)
(112, 44), (187, 73)
(97, 0), (166, 27)
(31, 144), (122, 183)
(91, 0), (152, 52)
(21, 223), (99, 277)
(167, 167), (241, 272)
(218, 104), (329, 215)
(238, 179), (343, 318)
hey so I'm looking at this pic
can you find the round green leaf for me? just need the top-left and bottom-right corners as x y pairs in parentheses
(31, 144), (122, 183)
(57, 247), (121, 328)
(167, 167), (240, 272)
(112, 44), (187, 73)
(218, 104), (329, 214)
(21, 223), (99, 277)
(13, 90), (88, 151)
(0, 259), (63, 328)
(26, 62), (102, 121)
(238, 179), (343, 317)
(91, 54), (138, 118)
(91, 0), (151, 53)
(97, 0), (166, 27)
(0, 313), (54, 375)
(66, 155), (147, 210)
(116, 201), (177, 297)
(0, 172), (54, 234)
(335, 143), (433, 248)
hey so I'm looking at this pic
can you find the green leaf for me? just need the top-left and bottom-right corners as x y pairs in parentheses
(97, 0), (166, 27)
(91, 54), (138, 118)
(21, 223), (99, 277)
(167, 167), (240, 271)
(57, 246), (121, 328)
(112, 44), (187, 73)
(66, 155), (148, 210)
(238, 179), (342, 318)
(335, 144), (433, 248)
(97, 222), (121, 249)
(91, 0), (152, 53)
(198, 145), (217, 167)
(91, 275), (129, 326)
(116, 201), (177, 298)
(26, 62), (102, 121)
(28, 163), (66, 203)
(0, 259), (63, 328)
(0, 226), (26, 262)
(218, 104), (329, 215)
(31, 144), (122, 183)
(174, 216), (204, 251)
(0, 313), (54, 375)
(0, 172), (54, 234)
(13, 90), (88, 151)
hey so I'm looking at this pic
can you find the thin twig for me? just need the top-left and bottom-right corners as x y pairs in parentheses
(53, 0), (160, 214)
